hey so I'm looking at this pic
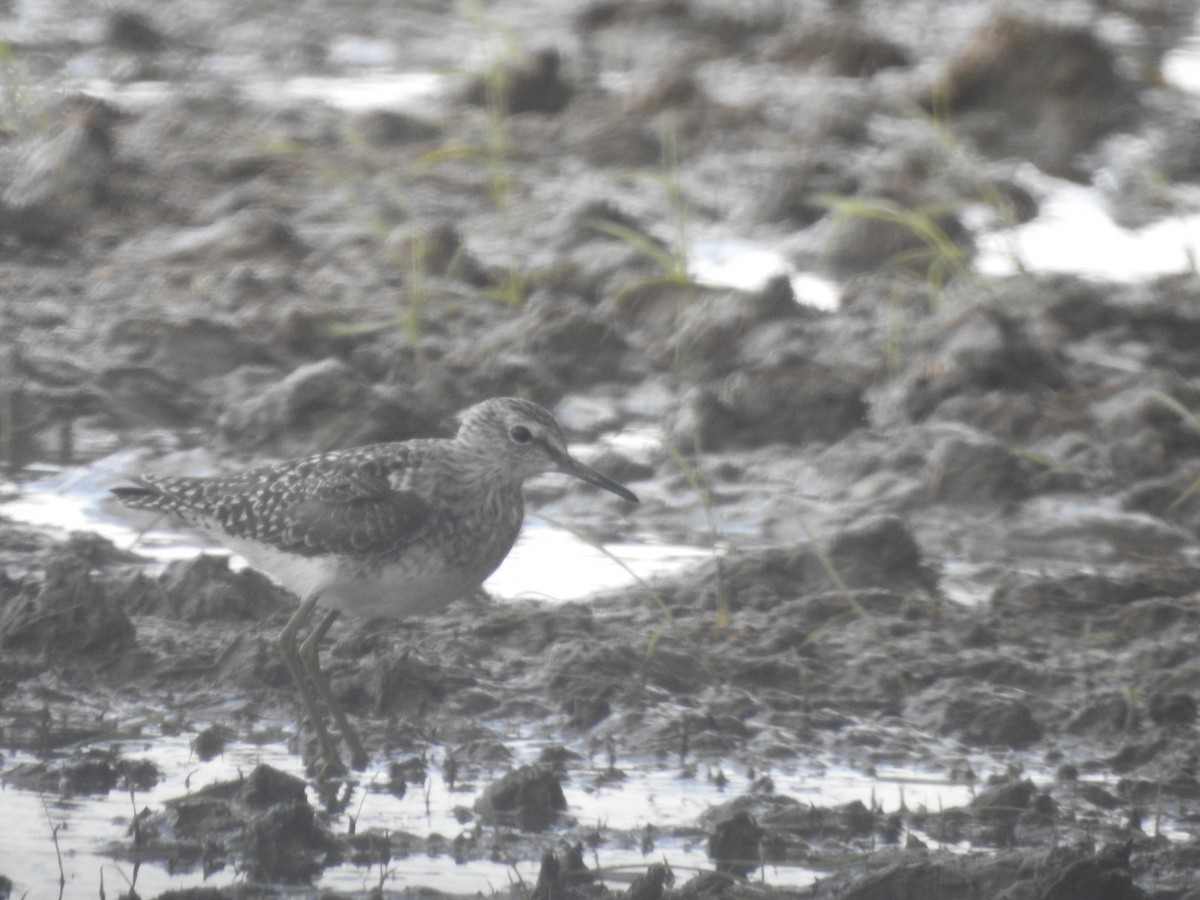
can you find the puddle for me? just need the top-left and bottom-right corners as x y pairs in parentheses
(2, 709), (1158, 898)
(0, 723), (996, 897)
(1163, 20), (1200, 94)
(268, 71), (451, 114)
(975, 169), (1200, 281)
(78, 70), (455, 116)
(489, 528), (712, 601)
(690, 238), (841, 311)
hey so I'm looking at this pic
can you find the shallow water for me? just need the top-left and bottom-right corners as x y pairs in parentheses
(1, 725), (989, 897)
(974, 169), (1200, 282)
(688, 238), (841, 311)
(4, 704), (1166, 898)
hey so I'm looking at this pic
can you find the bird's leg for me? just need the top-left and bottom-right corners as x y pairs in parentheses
(279, 590), (345, 776)
(298, 609), (369, 771)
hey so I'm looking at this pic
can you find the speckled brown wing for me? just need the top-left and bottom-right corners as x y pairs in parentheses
(260, 467), (432, 559)
(115, 448), (433, 559)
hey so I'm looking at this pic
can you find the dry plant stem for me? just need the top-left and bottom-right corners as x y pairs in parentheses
(41, 796), (66, 900)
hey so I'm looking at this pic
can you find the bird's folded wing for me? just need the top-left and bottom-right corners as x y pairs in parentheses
(213, 467), (432, 558)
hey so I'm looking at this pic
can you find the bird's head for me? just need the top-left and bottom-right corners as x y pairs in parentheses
(456, 398), (638, 502)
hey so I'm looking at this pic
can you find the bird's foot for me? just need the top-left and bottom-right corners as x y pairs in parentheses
(304, 731), (347, 779)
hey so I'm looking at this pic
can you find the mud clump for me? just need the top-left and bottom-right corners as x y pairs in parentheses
(0, 558), (134, 655)
(151, 764), (338, 884)
(5, 748), (160, 796)
(153, 554), (289, 623)
(927, 17), (1136, 177)
(707, 811), (765, 877)
(475, 764), (567, 831)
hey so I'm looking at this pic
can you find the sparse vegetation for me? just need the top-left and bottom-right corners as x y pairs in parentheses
(818, 193), (970, 305)
(540, 512), (676, 659)
(416, 1), (532, 306)
(1151, 391), (1200, 509)
(661, 437), (729, 630)
(592, 114), (693, 289)
(0, 42), (38, 136)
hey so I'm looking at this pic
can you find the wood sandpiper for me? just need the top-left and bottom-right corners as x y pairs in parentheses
(113, 397), (639, 774)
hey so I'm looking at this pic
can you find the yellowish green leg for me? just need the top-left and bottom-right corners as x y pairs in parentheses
(279, 590), (345, 775)
(299, 609), (369, 770)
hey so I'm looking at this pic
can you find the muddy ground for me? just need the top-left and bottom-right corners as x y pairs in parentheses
(4, 0), (1200, 897)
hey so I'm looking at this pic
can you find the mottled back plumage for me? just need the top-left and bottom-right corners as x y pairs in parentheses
(115, 444), (435, 559)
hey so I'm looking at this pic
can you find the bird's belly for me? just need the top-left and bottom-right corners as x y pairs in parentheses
(218, 535), (508, 620)
(320, 555), (493, 618)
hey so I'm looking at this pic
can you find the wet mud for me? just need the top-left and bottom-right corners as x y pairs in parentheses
(3, 0), (1200, 897)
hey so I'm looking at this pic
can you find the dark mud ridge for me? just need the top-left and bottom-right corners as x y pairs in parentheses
(4, 0), (1200, 897)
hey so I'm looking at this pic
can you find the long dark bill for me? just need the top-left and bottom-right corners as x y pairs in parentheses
(556, 454), (639, 503)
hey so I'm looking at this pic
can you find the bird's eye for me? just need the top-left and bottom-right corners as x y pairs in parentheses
(509, 425), (533, 444)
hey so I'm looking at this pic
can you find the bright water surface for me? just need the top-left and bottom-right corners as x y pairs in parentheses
(3, 732), (990, 897)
